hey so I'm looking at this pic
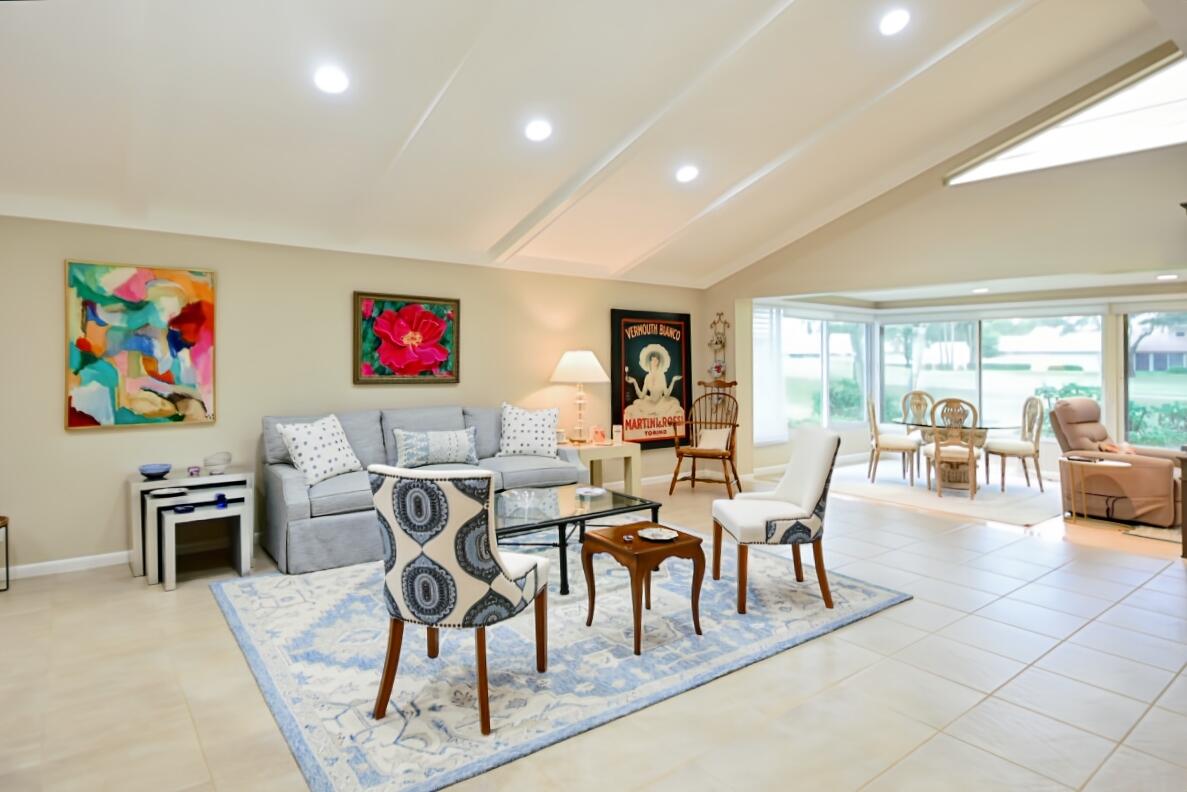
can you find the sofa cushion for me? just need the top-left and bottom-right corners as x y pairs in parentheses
(277, 415), (364, 486)
(381, 407), (466, 465)
(464, 407), (502, 459)
(479, 455), (580, 489)
(262, 410), (383, 467)
(497, 403), (558, 458)
(308, 471), (373, 517)
(393, 427), (479, 467)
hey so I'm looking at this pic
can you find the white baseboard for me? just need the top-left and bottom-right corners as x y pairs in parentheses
(9, 534), (261, 581)
(11, 550), (130, 580)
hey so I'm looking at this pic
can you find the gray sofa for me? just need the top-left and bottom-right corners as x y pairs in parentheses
(261, 406), (588, 573)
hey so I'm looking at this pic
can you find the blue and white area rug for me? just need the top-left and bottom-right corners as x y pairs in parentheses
(213, 535), (909, 791)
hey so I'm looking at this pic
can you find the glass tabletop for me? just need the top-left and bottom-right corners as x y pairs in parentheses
(495, 485), (658, 532)
(889, 419), (1020, 431)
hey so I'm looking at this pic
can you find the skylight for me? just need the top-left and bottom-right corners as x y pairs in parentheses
(949, 57), (1187, 185)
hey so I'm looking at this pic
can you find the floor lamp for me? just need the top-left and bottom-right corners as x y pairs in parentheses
(550, 350), (609, 444)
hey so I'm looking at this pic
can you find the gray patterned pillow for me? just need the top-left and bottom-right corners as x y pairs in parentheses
(276, 414), (363, 486)
(497, 403), (558, 457)
(393, 427), (479, 468)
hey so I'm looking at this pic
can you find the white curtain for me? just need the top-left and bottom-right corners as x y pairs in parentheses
(752, 304), (788, 445)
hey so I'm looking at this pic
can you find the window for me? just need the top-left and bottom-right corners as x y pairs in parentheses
(981, 317), (1102, 435)
(949, 58), (1187, 185)
(783, 316), (823, 428)
(1126, 311), (1187, 448)
(881, 322), (977, 420)
(827, 321), (867, 423)
(752, 306), (871, 444)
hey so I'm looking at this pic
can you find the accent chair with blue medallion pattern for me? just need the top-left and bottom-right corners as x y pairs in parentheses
(368, 466), (549, 735)
(710, 426), (841, 614)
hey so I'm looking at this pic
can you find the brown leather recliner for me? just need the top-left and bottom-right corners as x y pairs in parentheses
(1049, 398), (1183, 530)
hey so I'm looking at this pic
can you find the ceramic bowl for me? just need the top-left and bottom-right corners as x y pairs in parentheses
(139, 463), (171, 481)
(203, 451), (231, 475)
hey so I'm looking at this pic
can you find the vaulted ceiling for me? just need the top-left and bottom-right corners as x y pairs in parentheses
(0, 0), (1175, 287)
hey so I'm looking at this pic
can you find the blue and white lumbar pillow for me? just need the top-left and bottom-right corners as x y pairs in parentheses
(276, 414), (363, 486)
(497, 403), (558, 457)
(393, 427), (479, 468)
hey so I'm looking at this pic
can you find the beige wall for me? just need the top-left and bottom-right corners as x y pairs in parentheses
(0, 216), (706, 567)
(707, 143), (1187, 471)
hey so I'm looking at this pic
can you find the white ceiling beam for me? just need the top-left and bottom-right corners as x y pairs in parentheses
(485, 0), (802, 265)
(610, 0), (1038, 281)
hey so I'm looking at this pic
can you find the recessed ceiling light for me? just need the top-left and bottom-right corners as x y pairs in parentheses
(524, 119), (552, 142)
(971, 287), (990, 294)
(675, 164), (700, 183)
(314, 65), (349, 94)
(879, 8), (911, 36)
(1156, 273), (1180, 281)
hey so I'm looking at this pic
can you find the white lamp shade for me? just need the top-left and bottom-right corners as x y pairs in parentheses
(550, 350), (610, 384)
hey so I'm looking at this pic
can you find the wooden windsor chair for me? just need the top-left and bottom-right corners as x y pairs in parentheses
(668, 392), (742, 498)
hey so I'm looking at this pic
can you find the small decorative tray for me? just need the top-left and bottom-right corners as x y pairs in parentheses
(575, 486), (607, 498)
(638, 527), (678, 542)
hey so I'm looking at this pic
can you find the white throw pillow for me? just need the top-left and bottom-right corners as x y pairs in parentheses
(276, 414), (363, 486)
(497, 403), (559, 458)
(698, 427), (732, 451)
(393, 427), (479, 468)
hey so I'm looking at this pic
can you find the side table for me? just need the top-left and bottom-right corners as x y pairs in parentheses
(559, 441), (643, 495)
(161, 502), (249, 591)
(581, 522), (704, 655)
(127, 467), (255, 580)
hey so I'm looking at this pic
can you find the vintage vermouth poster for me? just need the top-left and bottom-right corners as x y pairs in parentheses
(611, 309), (692, 449)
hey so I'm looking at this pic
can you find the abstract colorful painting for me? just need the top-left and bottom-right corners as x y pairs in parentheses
(353, 292), (459, 384)
(66, 260), (215, 429)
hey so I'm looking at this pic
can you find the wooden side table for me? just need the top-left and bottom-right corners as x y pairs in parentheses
(581, 522), (704, 655)
(560, 441), (643, 495)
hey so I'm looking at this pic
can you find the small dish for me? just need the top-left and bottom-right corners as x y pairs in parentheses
(575, 486), (606, 498)
(139, 463), (171, 480)
(638, 527), (678, 542)
(148, 487), (189, 497)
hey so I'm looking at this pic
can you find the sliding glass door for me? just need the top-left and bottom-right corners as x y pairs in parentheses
(880, 321), (977, 420)
(1126, 311), (1187, 447)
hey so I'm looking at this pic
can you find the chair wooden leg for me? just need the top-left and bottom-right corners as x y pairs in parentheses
(870, 448), (879, 483)
(866, 449), (875, 480)
(937, 462), (943, 497)
(721, 458), (734, 498)
(1000, 453), (1006, 492)
(792, 544), (804, 582)
(730, 457), (743, 493)
(534, 587), (547, 673)
(737, 544), (748, 614)
(969, 461), (977, 501)
(373, 619), (404, 720)
(475, 627), (491, 735)
(691, 458), (697, 488)
(986, 453), (991, 485)
(1033, 454), (1044, 492)
(668, 455), (682, 495)
(712, 521), (722, 580)
(812, 539), (833, 609)
(909, 452), (915, 487)
(426, 627), (439, 658)
(644, 568), (652, 610)
(1021, 456), (1031, 487)
(926, 459), (932, 491)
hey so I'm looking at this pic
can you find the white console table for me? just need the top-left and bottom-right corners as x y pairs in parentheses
(128, 468), (255, 583)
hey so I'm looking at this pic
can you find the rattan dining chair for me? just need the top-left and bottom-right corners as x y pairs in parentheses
(984, 396), (1045, 492)
(923, 398), (982, 500)
(901, 390), (935, 468)
(866, 399), (921, 485)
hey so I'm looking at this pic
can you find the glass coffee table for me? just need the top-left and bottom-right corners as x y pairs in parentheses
(495, 485), (660, 595)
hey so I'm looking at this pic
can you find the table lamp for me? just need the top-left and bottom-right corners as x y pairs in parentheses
(550, 350), (609, 444)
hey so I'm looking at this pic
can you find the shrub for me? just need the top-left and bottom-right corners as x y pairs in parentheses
(983, 363), (1032, 371)
(1048, 364), (1084, 372)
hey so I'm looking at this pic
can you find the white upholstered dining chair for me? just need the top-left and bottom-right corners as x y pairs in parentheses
(710, 426), (841, 614)
(368, 466), (549, 735)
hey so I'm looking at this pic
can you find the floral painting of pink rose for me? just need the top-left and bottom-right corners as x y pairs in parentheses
(354, 292), (459, 384)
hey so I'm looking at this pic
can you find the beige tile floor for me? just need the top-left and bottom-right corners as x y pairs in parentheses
(1, 464), (1184, 791)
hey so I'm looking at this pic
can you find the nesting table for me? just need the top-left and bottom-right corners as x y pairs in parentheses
(127, 468), (255, 589)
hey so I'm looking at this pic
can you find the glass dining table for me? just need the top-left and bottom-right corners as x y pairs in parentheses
(887, 418), (1020, 489)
